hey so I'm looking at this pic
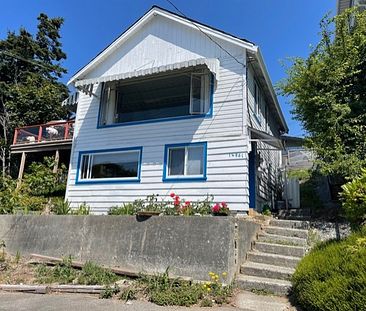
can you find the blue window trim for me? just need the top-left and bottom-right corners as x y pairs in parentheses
(75, 146), (143, 185)
(162, 142), (207, 183)
(96, 73), (214, 129)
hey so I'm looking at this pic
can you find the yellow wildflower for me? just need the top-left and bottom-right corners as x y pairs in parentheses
(222, 272), (227, 277)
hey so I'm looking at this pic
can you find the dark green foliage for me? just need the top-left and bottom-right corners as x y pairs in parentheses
(292, 227), (366, 311)
(279, 9), (366, 178)
(0, 13), (68, 175)
(0, 156), (67, 214)
(23, 157), (67, 197)
(341, 169), (366, 229)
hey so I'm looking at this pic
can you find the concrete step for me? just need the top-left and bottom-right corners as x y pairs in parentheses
(265, 226), (308, 239)
(255, 242), (306, 257)
(247, 251), (301, 269)
(236, 274), (292, 296)
(269, 219), (309, 230)
(258, 233), (307, 246)
(240, 262), (294, 281)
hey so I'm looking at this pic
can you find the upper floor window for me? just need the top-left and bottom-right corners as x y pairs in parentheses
(99, 69), (212, 127)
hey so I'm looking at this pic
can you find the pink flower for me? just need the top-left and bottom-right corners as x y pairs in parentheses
(221, 202), (227, 208)
(185, 201), (191, 206)
(212, 203), (220, 213)
(170, 193), (175, 198)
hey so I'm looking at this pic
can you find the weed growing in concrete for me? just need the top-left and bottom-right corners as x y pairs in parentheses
(119, 285), (138, 301)
(99, 284), (120, 299)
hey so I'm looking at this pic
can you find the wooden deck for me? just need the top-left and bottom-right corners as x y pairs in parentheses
(11, 121), (74, 154)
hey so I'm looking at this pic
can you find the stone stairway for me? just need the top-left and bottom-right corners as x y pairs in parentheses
(236, 218), (309, 296)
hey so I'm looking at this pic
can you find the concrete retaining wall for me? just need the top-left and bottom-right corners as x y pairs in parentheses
(0, 215), (259, 282)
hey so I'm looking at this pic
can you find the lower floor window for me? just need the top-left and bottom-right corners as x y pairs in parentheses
(164, 142), (207, 181)
(78, 147), (142, 182)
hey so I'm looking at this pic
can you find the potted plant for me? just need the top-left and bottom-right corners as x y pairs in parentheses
(136, 194), (163, 216)
(211, 202), (230, 216)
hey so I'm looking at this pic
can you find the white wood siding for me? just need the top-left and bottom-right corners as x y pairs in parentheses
(247, 67), (282, 206)
(66, 16), (250, 213)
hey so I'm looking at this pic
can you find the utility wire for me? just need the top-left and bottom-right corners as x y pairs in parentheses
(0, 50), (56, 71)
(164, 0), (246, 69)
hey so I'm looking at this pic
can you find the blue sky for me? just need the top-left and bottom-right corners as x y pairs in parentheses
(0, 0), (336, 136)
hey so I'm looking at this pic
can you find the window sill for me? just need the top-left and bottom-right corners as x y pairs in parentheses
(97, 111), (212, 129)
(162, 176), (207, 183)
(75, 178), (141, 185)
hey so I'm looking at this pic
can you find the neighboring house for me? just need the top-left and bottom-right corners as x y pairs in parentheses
(65, 6), (288, 214)
(338, 0), (366, 13)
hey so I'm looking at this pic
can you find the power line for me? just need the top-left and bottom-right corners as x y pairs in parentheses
(0, 50), (55, 71)
(164, 0), (246, 69)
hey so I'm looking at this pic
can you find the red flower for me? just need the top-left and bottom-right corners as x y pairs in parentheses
(212, 203), (220, 213)
(221, 202), (227, 208)
(170, 193), (175, 198)
(185, 201), (191, 206)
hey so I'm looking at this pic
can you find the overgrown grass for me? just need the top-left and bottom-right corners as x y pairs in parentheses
(292, 226), (366, 311)
(36, 257), (119, 285)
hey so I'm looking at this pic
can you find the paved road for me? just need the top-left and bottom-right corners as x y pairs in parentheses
(0, 292), (243, 311)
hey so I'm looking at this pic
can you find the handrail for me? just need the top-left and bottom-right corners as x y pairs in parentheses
(13, 120), (75, 131)
(13, 120), (75, 146)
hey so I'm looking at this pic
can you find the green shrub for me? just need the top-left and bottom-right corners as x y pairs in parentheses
(71, 203), (90, 215)
(51, 198), (71, 215)
(22, 156), (67, 197)
(341, 169), (366, 229)
(292, 227), (366, 311)
(108, 203), (138, 215)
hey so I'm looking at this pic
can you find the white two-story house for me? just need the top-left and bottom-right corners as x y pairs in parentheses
(65, 6), (288, 214)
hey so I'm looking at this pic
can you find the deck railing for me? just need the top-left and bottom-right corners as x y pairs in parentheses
(13, 121), (75, 145)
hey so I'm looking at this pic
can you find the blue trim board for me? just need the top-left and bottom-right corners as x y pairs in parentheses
(162, 141), (207, 183)
(96, 73), (214, 129)
(75, 146), (143, 185)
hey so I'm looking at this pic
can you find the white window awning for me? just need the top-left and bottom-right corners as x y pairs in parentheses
(74, 58), (220, 87)
(249, 127), (284, 150)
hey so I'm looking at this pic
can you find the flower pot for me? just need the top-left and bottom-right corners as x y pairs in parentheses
(212, 212), (229, 216)
(136, 211), (161, 216)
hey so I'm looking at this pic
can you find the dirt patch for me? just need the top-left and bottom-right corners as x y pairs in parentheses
(0, 253), (37, 285)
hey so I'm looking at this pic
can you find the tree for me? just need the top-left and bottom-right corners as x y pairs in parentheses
(0, 13), (68, 176)
(278, 9), (366, 178)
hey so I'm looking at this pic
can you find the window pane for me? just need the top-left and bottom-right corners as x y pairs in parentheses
(81, 155), (89, 179)
(191, 74), (202, 114)
(116, 74), (191, 123)
(168, 148), (185, 176)
(187, 146), (204, 175)
(90, 151), (139, 179)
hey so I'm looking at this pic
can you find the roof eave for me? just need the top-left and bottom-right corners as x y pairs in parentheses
(249, 48), (289, 133)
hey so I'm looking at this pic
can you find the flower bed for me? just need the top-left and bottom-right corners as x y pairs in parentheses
(108, 193), (230, 217)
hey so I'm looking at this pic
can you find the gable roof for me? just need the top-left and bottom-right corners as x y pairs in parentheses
(68, 5), (288, 133)
(68, 5), (256, 85)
